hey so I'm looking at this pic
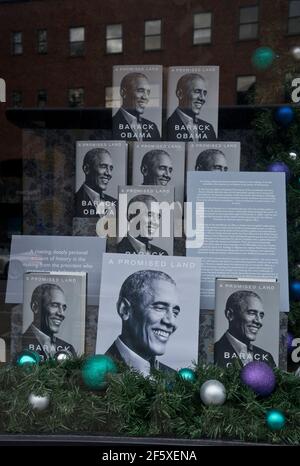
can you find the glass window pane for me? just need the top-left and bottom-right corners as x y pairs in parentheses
(70, 42), (84, 56)
(38, 30), (47, 42)
(13, 32), (22, 43)
(194, 12), (211, 29)
(237, 76), (256, 92)
(145, 20), (161, 36)
(106, 24), (122, 39)
(239, 23), (258, 40)
(106, 38), (122, 54)
(240, 6), (258, 24)
(14, 43), (23, 54)
(288, 17), (300, 33)
(290, 0), (300, 17)
(70, 27), (84, 42)
(145, 35), (161, 50)
(193, 28), (211, 44)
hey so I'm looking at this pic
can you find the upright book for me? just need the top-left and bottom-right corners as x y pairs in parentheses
(166, 66), (219, 142)
(75, 140), (127, 219)
(21, 271), (87, 361)
(131, 141), (185, 205)
(118, 185), (174, 256)
(112, 65), (163, 141)
(95, 253), (202, 376)
(214, 278), (280, 369)
(187, 141), (240, 172)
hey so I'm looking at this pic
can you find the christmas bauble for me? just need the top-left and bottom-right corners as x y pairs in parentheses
(28, 393), (50, 411)
(267, 161), (291, 180)
(16, 350), (41, 367)
(266, 409), (285, 430)
(178, 368), (196, 382)
(240, 361), (276, 396)
(275, 106), (294, 126)
(290, 46), (300, 61)
(289, 151), (298, 160)
(252, 47), (275, 70)
(290, 279), (300, 300)
(82, 355), (117, 390)
(200, 380), (226, 406)
(54, 350), (73, 362)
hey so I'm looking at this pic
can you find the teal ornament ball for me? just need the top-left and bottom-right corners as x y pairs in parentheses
(16, 350), (41, 367)
(252, 47), (275, 70)
(82, 355), (117, 390)
(178, 367), (196, 382)
(266, 409), (286, 430)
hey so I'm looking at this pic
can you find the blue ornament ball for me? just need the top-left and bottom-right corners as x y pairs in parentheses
(267, 161), (291, 181)
(252, 47), (275, 70)
(82, 355), (117, 390)
(290, 279), (300, 301)
(178, 367), (196, 382)
(240, 361), (276, 397)
(275, 106), (294, 126)
(16, 350), (41, 367)
(266, 409), (286, 430)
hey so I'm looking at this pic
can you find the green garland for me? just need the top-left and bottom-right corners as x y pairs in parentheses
(0, 359), (299, 445)
(254, 108), (300, 336)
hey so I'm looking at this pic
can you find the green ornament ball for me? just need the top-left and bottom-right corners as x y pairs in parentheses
(82, 355), (117, 390)
(16, 350), (41, 367)
(178, 367), (196, 382)
(252, 47), (275, 70)
(266, 409), (286, 430)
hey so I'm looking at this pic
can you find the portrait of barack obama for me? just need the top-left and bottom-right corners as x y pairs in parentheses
(214, 290), (276, 369)
(105, 270), (180, 377)
(22, 283), (76, 361)
(112, 72), (160, 141)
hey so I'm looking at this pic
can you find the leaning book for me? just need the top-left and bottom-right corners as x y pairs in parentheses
(214, 278), (280, 369)
(95, 253), (202, 375)
(21, 271), (87, 361)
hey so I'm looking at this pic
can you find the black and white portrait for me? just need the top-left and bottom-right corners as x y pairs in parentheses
(167, 66), (219, 142)
(187, 142), (240, 172)
(75, 141), (127, 218)
(118, 186), (174, 256)
(22, 272), (86, 360)
(112, 65), (162, 141)
(96, 254), (202, 376)
(131, 142), (185, 204)
(214, 279), (280, 369)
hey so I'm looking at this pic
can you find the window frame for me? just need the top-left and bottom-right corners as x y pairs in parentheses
(68, 87), (84, 107)
(144, 19), (162, 51)
(37, 29), (48, 55)
(105, 23), (123, 54)
(238, 4), (259, 41)
(69, 26), (85, 57)
(287, 0), (300, 35)
(192, 11), (212, 46)
(11, 31), (23, 56)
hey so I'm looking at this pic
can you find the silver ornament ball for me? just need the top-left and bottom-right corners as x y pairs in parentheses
(28, 393), (50, 411)
(289, 151), (298, 160)
(200, 380), (226, 406)
(291, 46), (300, 61)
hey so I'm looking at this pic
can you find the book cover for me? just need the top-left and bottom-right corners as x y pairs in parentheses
(131, 141), (185, 205)
(112, 65), (162, 141)
(166, 66), (219, 142)
(21, 271), (86, 360)
(186, 171), (289, 313)
(95, 253), (201, 375)
(214, 278), (280, 369)
(187, 141), (240, 172)
(118, 185), (174, 256)
(75, 140), (127, 219)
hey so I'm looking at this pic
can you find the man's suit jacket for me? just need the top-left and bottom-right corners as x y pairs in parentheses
(105, 340), (176, 375)
(75, 184), (118, 218)
(167, 108), (217, 141)
(22, 324), (77, 361)
(117, 235), (168, 256)
(112, 108), (161, 141)
(214, 333), (276, 369)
